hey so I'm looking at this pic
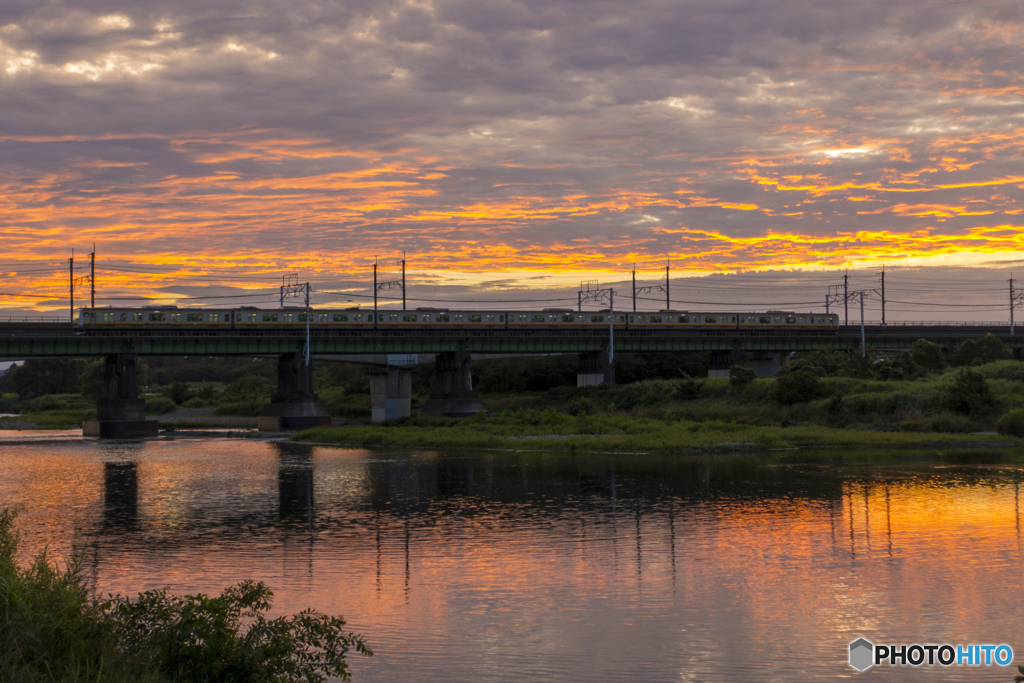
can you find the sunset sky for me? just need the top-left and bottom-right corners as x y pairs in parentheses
(2, 0), (1024, 316)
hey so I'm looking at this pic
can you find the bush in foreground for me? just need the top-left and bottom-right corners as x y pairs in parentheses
(996, 408), (1024, 437)
(0, 507), (371, 682)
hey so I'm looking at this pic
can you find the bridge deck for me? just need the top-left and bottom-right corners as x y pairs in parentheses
(0, 324), (1019, 357)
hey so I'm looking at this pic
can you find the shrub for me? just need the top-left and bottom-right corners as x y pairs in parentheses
(910, 339), (947, 372)
(0, 393), (18, 413)
(872, 352), (924, 381)
(0, 507), (372, 682)
(163, 382), (194, 405)
(24, 394), (70, 412)
(728, 365), (758, 386)
(790, 349), (850, 378)
(930, 413), (973, 434)
(223, 376), (275, 403)
(996, 408), (1024, 437)
(144, 396), (179, 415)
(106, 581), (372, 683)
(211, 400), (267, 417)
(944, 368), (994, 415)
(773, 370), (822, 405)
(673, 376), (705, 400)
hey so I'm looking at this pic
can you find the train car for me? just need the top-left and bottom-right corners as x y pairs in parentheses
(78, 307), (839, 331)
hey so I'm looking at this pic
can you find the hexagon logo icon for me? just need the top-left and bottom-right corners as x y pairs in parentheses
(849, 638), (874, 671)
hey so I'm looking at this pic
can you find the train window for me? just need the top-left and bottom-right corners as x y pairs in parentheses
(809, 317), (815, 323)
(531, 315), (545, 323)
(591, 315), (604, 323)
(730, 317), (736, 323)
(263, 313), (278, 322)
(774, 317), (781, 323)
(678, 316), (689, 323)
(468, 314), (482, 323)
(704, 316), (716, 323)
(298, 314), (308, 322)
(186, 313), (203, 322)
(389, 314), (398, 322)
(404, 314), (417, 322)
(785, 317), (796, 324)
(486, 315), (495, 322)
(120, 313), (127, 322)
(438, 314), (450, 322)
(561, 315), (574, 323)
(318, 314), (327, 322)
(618, 315), (625, 323)
(517, 315), (526, 322)
(499, 315), (505, 322)
(758, 317), (770, 323)
(147, 313), (163, 322)
(354, 314), (362, 321)
(171, 313), (181, 322)
(650, 315), (662, 323)
(334, 314), (348, 322)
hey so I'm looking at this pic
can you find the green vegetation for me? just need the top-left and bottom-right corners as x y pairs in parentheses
(295, 338), (1024, 453)
(0, 507), (371, 682)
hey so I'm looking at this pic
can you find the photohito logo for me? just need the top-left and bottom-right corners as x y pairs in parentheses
(849, 638), (1014, 671)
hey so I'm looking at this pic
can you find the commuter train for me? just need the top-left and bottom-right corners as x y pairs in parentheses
(77, 307), (839, 330)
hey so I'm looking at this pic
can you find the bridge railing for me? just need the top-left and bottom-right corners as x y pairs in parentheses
(843, 321), (1012, 327)
(0, 316), (70, 323)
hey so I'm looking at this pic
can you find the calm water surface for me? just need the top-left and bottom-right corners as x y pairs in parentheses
(0, 435), (1022, 681)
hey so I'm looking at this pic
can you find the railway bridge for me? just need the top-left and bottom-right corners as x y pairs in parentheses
(0, 320), (1019, 436)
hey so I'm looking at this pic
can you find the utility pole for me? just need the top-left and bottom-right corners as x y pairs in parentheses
(844, 269), (849, 326)
(665, 260), (670, 309)
(632, 264), (636, 313)
(848, 290), (867, 356)
(90, 245), (95, 307)
(401, 252), (406, 311)
(373, 259), (378, 329)
(876, 266), (885, 326)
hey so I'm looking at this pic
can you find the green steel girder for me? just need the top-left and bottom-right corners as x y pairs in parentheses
(0, 325), (1021, 357)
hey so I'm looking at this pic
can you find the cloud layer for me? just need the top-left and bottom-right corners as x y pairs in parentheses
(2, 0), (1024, 305)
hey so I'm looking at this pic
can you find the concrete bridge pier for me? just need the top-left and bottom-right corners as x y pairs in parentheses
(83, 354), (159, 438)
(370, 365), (412, 422)
(419, 351), (486, 417)
(577, 350), (615, 386)
(258, 353), (332, 431)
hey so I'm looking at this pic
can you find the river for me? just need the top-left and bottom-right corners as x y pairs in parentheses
(0, 433), (1021, 681)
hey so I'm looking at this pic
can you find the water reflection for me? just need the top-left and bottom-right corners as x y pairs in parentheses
(0, 440), (1022, 681)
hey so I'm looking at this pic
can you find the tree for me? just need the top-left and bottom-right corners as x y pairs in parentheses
(11, 359), (87, 399)
(950, 334), (1009, 367)
(909, 339), (946, 372)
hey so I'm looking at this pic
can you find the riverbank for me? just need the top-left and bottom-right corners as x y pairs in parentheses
(292, 412), (1022, 453)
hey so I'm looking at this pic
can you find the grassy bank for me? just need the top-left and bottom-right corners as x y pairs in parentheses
(294, 358), (1024, 453)
(293, 411), (1022, 453)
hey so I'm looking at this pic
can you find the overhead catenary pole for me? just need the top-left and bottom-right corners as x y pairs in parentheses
(665, 260), (670, 310)
(609, 288), (614, 364)
(632, 264), (636, 313)
(373, 259), (378, 329)
(844, 269), (849, 326)
(876, 266), (885, 326)
(304, 283), (311, 366)
(90, 245), (95, 307)
(401, 252), (406, 311)
(1011, 275), (1016, 336)
(69, 251), (74, 326)
(860, 291), (866, 356)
